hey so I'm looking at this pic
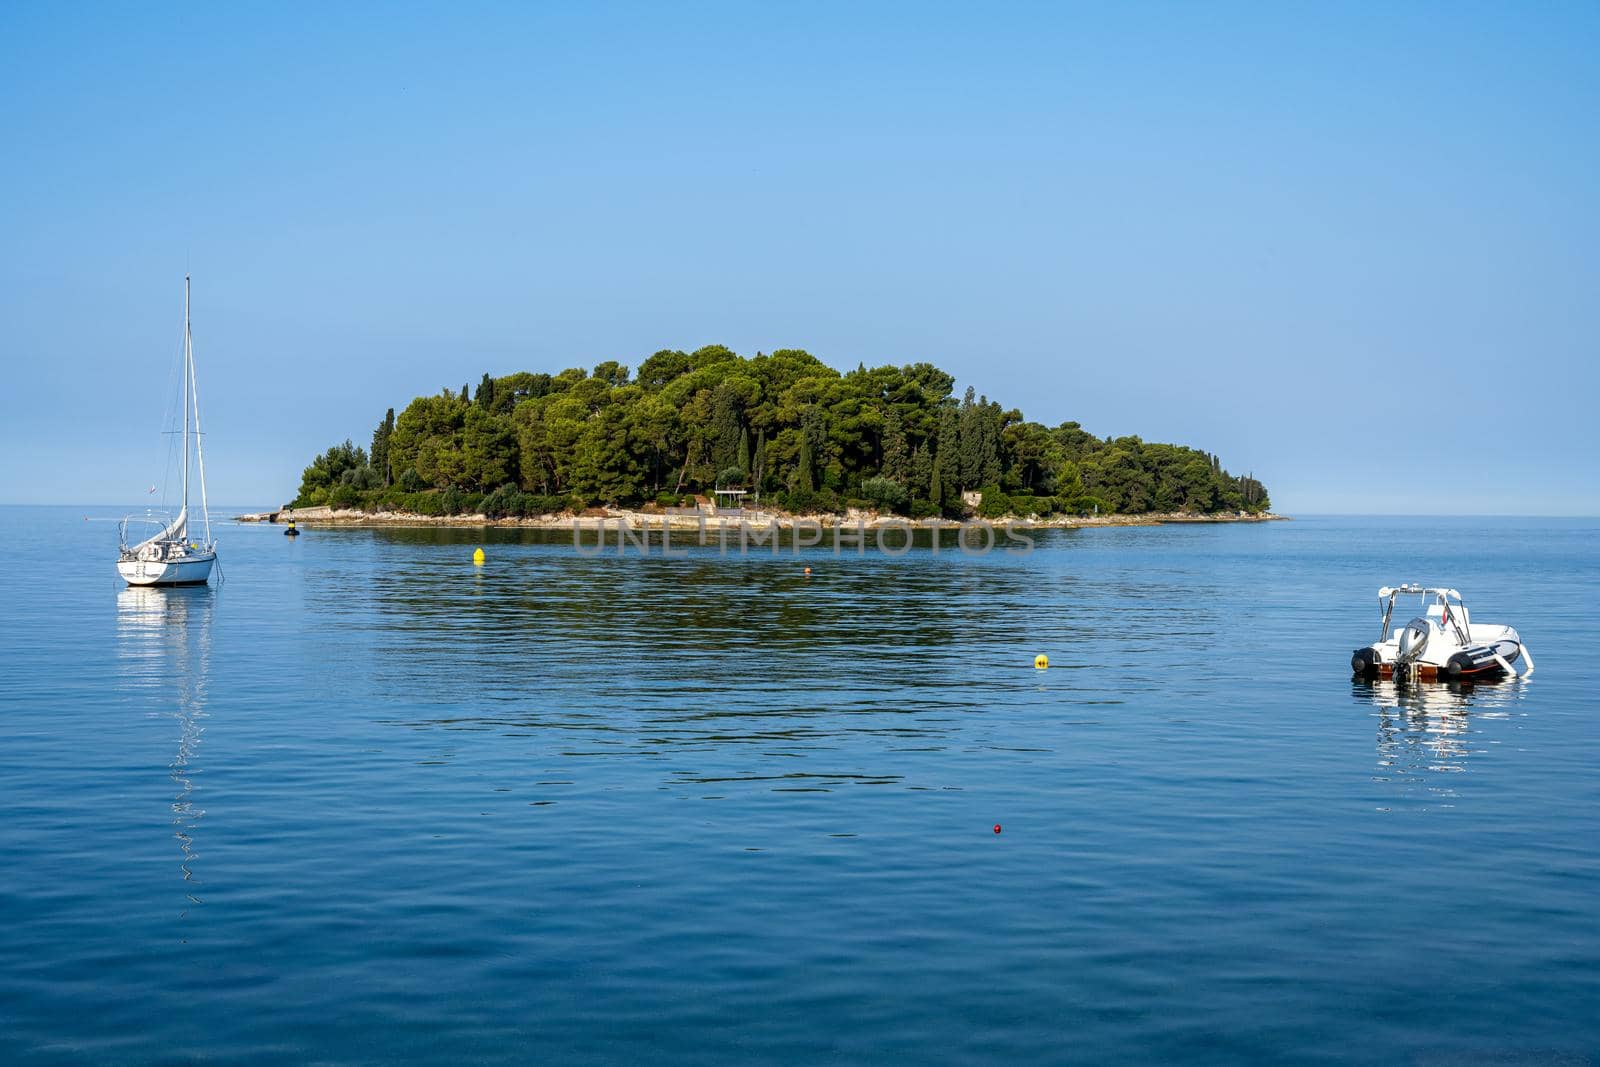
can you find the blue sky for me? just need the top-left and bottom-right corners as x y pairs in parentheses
(2, 2), (1596, 513)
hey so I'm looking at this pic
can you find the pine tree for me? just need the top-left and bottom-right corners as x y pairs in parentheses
(737, 426), (751, 475)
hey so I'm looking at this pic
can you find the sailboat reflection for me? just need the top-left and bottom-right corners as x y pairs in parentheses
(1354, 675), (1524, 781)
(116, 585), (214, 912)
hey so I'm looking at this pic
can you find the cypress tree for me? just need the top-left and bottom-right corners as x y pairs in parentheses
(371, 407), (396, 486)
(979, 398), (1002, 487)
(908, 443), (932, 502)
(711, 385), (743, 470)
(936, 406), (960, 496)
(882, 407), (909, 483)
(958, 387), (981, 489)
(798, 431), (815, 492)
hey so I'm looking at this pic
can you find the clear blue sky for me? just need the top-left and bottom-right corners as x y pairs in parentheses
(2, 2), (1596, 513)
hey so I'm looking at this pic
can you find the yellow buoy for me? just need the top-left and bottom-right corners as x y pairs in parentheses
(1034, 654), (1049, 670)
(472, 547), (485, 566)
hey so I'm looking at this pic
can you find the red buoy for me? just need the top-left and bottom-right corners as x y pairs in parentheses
(993, 824), (1002, 834)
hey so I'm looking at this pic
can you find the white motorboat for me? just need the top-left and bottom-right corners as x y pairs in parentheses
(117, 276), (217, 587)
(1350, 584), (1533, 682)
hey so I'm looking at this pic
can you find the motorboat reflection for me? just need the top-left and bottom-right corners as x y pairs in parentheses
(1354, 674), (1524, 782)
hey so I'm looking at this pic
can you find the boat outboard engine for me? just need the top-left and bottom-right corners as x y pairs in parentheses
(1394, 618), (1430, 682)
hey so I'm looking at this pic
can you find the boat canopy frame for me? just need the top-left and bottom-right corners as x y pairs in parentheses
(1377, 584), (1469, 646)
(119, 509), (182, 553)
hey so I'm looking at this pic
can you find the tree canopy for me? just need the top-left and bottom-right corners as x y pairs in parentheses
(293, 346), (1270, 518)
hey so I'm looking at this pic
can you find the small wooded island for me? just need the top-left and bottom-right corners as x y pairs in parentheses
(288, 346), (1271, 522)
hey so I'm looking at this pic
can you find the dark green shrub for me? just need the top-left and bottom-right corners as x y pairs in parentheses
(784, 487), (842, 514)
(859, 476), (908, 514)
(976, 485), (1014, 519)
(405, 491), (445, 516)
(519, 494), (569, 515)
(480, 484), (526, 519)
(1008, 491), (1056, 517)
(339, 464), (383, 491)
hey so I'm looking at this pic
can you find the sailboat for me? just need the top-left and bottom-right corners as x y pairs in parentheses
(117, 276), (218, 586)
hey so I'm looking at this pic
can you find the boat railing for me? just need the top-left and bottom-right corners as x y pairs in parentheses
(118, 510), (180, 552)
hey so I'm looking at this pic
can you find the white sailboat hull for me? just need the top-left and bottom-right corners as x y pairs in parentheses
(118, 551), (215, 586)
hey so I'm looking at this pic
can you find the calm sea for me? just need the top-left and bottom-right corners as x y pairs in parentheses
(1, 508), (1596, 1064)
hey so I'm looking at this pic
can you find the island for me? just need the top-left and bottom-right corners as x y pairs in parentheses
(261, 346), (1276, 528)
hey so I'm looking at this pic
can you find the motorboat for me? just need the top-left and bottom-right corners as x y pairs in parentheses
(117, 276), (218, 586)
(1350, 584), (1533, 682)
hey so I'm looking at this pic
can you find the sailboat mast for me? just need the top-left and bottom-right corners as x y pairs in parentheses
(182, 275), (191, 523)
(188, 280), (213, 544)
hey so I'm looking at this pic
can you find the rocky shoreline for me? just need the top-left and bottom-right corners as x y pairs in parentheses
(236, 505), (1286, 531)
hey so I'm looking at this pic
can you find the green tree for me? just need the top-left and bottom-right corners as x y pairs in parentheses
(935, 406), (960, 498)
(797, 425), (815, 492)
(908, 443), (932, 502)
(294, 439), (367, 505)
(881, 407), (908, 483)
(389, 392), (469, 489)
(978, 397), (1003, 487)
(958, 387), (982, 489)
(370, 408), (396, 486)
(461, 407), (517, 489)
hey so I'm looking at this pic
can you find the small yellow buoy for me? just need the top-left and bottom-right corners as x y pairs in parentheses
(472, 547), (485, 566)
(1034, 654), (1049, 670)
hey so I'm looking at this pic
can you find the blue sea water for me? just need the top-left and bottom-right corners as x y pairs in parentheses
(1, 509), (1596, 1064)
